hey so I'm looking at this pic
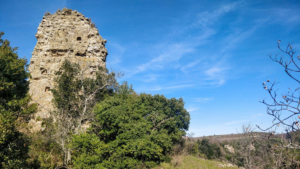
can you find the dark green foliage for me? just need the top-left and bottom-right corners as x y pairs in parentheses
(27, 118), (64, 168)
(192, 142), (199, 155)
(198, 139), (221, 159)
(51, 60), (81, 117)
(0, 115), (30, 168)
(50, 60), (117, 166)
(0, 32), (37, 168)
(71, 133), (106, 169)
(71, 82), (190, 168)
(51, 60), (115, 118)
(0, 32), (28, 103)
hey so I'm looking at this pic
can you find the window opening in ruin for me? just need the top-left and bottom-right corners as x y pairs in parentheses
(40, 68), (47, 74)
(77, 37), (81, 41)
(31, 61), (34, 64)
(45, 87), (50, 92)
(88, 34), (94, 38)
(75, 52), (86, 57)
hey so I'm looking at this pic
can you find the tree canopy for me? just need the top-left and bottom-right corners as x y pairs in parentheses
(71, 83), (190, 168)
(0, 32), (37, 168)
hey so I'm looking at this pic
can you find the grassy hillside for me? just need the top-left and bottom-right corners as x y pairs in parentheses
(153, 156), (239, 169)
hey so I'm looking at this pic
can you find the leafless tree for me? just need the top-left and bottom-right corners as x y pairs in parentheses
(257, 41), (300, 137)
(238, 125), (257, 169)
(255, 41), (300, 168)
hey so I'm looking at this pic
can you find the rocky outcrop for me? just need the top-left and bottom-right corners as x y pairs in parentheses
(224, 144), (235, 153)
(28, 8), (107, 131)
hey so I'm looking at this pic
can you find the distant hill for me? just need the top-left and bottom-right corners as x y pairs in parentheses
(189, 132), (286, 143)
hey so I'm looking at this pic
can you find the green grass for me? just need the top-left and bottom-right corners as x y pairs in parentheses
(153, 155), (238, 169)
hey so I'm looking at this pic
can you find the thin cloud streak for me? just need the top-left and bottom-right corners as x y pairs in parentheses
(195, 1), (245, 27)
(194, 97), (214, 103)
(150, 84), (194, 91)
(186, 107), (198, 113)
(132, 29), (214, 76)
(107, 42), (125, 65)
(131, 1), (243, 77)
(181, 60), (202, 73)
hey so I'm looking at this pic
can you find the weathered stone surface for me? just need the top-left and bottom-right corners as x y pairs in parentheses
(28, 8), (107, 132)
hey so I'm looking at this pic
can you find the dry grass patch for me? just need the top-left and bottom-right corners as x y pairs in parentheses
(153, 155), (238, 169)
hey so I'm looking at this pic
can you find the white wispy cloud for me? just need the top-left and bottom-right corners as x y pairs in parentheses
(269, 8), (300, 25)
(201, 59), (231, 86)
(150, 84), (194, 91)
(132, 2), (243, 77)
(194, 97), (214, 103)
(107, 42), (125, 65)
(195, 1), (245, 27)
(171, 1), (245, 36)
(134, 43), (195, 74)
(121, 1), (258, 90)
(186, 107), (199, 113)
(141, 74), (160, 83)
(220, 25), (260, 54)
(180, 60), (202, 73)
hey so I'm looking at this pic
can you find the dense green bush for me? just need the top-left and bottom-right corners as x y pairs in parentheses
(71, 133), (106, 169)
(197, 139), (221, 159)
(71, 82), (190, 168)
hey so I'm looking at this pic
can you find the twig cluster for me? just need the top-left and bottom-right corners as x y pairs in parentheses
(257, 40), (300, 137)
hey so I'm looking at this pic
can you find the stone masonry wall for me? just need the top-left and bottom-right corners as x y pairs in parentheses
(28, 8), (108, 131)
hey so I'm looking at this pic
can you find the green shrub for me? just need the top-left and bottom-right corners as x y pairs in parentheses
(71, 82), (190, 168)
(71, 133), (106, 169)
(192, 142), (199, 155)
(197, 139), (221, 159)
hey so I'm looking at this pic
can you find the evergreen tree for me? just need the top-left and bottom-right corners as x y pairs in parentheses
(71, 82), (190, 168)
(0, 32), (37, 168)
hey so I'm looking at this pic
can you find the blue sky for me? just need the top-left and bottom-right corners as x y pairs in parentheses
(1, 0), (300, 136)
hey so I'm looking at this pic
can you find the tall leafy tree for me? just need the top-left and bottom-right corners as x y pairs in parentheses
(0, 32), (37, 168)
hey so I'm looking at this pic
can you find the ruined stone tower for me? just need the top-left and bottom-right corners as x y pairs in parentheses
(28, 8), (107, 131)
